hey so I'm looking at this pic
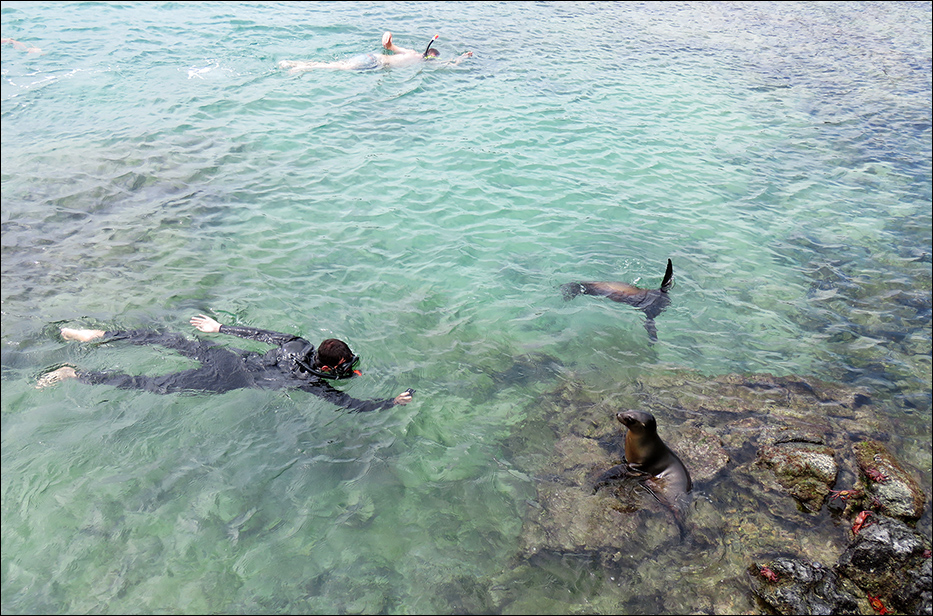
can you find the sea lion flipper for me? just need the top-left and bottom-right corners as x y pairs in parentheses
(592, 462), (647, 493)
(560, 282), (583, 301)
(644, 317), (659, 343)
(592, 464), (626, 492)
(643, 476), (690, 541)
(660, 259), (673, 292)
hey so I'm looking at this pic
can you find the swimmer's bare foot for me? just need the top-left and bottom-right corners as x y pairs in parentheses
(36, 366), (77, 389)
(61, 327), (105, 342)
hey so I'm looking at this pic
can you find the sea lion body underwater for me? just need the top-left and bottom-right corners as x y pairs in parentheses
(560, 259), (674, 341)
(594, 409), (692, 534)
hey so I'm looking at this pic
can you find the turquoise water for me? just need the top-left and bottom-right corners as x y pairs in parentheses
(2, 1), (930, 614)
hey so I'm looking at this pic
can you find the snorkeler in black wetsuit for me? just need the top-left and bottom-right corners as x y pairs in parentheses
(37, 315), (414, 413)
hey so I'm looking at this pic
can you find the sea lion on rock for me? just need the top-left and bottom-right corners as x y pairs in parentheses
(594, 409), (693, 534)
(560, 259), (674, 341)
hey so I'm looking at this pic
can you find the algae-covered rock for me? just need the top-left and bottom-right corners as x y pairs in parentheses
(749, 514), (932, 616)
(502, 369), (929, 616)
(755, 442), (838, 512)
(519, 479), (671, 556)
(835, 513), (932, 615)
(748, 556), (860, 615)
(852, 440), (926, 520)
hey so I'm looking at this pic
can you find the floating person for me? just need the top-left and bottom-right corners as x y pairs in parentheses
(36, 314), (414, 413)
(593, 409), (693, 536)
(1, 38), (42, 53)
(278, 31), (471, 73)
(560, 259), (674, 342)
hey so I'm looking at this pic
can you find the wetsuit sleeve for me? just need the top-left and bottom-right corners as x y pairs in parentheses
(218, 324), (303, 346)
(303, 380), (396, 413)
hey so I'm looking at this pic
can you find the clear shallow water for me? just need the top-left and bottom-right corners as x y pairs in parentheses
(2, 1), (930, 614)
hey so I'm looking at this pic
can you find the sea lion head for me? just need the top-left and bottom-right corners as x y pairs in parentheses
(617, 409), (666, 470)
(617, 409), (657, 434)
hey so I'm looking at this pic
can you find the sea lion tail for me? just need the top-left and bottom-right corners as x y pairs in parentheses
(644, 317), (659, 343)
(560, 282), (583, 301)
(659, 259), (673, 292)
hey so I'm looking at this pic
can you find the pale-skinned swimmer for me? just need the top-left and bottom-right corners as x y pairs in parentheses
(278, 31), (471, 73)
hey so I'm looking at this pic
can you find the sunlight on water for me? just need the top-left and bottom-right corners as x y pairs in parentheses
(2, 1), (930, 614)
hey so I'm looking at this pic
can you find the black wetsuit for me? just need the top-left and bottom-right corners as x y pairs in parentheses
(76, 326), (395, 413)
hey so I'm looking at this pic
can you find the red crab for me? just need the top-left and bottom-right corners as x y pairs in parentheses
(865, 468), (889, 483)
(828, 489), (862, 501)
(867, 593), (889, 615)
(758, 565), (779, 583)
(851, 510), (874, 535)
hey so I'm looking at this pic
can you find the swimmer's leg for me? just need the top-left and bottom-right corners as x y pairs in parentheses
(278, 60), (331, 72)
(70, 329), (218, 361)
(35, 366), (78, 389)
(278, 59), (358, 73)
(61, 328), (106, 342)
(77, 349), (254, 394)
(60, 328), (193, 348)
(75, 368), (222, 394)
(51, 328), (252, 393)
(35, 363), (163, 392)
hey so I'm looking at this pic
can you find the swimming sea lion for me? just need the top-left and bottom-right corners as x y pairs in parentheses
(560, 259), (674, 341)
(593, 409), (692, 534)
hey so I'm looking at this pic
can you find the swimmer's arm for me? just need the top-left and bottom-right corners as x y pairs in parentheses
(381, 31), (417, 55)
(393, 389), (414, 405)
(306, 381), (413, 412)
(190, 314), (302, 346)
(191, 314), (222, 333)
(350, 390), (413, 412)
(3, 38), (41, 53)
(445, 51), (472, 66)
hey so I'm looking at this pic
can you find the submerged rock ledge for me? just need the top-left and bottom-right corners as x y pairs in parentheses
(497, 369), (931, 615)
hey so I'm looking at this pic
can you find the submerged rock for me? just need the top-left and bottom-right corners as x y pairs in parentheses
(744, 413), (842, 514)
(752, 515), (932, 616)
(500, 369), (930, 615)
(852, 440), (926, 520)
(748, 556), (860, 615)
(489, 352), (564, 387)
(836, 514), (932, 615)
(755, 442), (838, 512)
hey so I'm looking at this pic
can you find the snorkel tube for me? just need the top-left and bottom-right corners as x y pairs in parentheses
(423, 34), (439, 58)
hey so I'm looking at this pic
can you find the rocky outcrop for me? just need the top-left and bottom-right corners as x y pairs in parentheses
(500, 369), (930, 615)
(752, 515), (931, 616)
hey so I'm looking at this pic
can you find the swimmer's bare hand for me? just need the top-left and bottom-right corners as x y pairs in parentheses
(393, 390), (414, 405)
(448, 51), (472, 66)
(190, 314), (221, 333)
(382, 31), (393, 49)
